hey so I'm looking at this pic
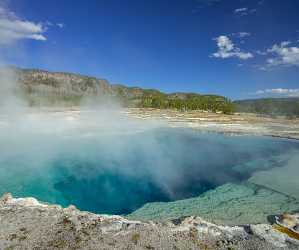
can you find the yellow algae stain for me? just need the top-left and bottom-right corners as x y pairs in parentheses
(273, 224), (299, 241)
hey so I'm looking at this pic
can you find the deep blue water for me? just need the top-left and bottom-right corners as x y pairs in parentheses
(1, 128), (299, 214)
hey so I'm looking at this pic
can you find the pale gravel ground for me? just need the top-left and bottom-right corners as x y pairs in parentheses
(126, 108), (299, 140)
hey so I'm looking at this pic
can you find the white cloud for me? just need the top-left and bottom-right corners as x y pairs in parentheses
(256, 50), (267, 56)
(234, 7), (256, 16)
(238, 32), (251, 38)
(44, 21), (65, 29)
(255, 88), (299, 97)
(258, 0), (265, 5)
(234, 7), (247, 13)
(195, 0), (222, 8)
(265, 41), (299, 67)
(45, 21), (53, 26)
(56, 23), (65, 28)
(212, 35), (253, 60)
(231, 32), (251, 38)
(192, 0), (222, 13)
(0, 5), (47, 46)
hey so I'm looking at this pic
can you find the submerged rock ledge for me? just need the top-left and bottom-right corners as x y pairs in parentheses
(0, 194), (298, 249)
(128, 183), (299, 226)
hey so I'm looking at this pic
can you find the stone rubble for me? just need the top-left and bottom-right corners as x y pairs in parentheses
(1, 194), (299, 249)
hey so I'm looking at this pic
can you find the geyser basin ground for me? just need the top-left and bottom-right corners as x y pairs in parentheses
(0, 110), (298, 224)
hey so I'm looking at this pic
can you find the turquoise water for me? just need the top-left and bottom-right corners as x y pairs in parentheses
(1, 127), (299, 215)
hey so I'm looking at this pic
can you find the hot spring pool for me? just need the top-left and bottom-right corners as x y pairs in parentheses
(1, 115), (299, 217)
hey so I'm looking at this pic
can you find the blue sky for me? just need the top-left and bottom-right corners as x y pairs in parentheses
(1, 0), (299, 99)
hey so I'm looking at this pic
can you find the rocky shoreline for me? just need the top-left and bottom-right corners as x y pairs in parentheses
(1, 194), (299, 250)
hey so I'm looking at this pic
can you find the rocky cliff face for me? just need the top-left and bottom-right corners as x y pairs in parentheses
(0, 193), (298, 250)
(12, 68), (164, 106)
(16, 68), (113, 97)
(14, 67), (159, 101)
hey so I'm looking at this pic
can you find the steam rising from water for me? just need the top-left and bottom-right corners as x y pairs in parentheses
(0, 108), (298, 214)
(0, 66), (27, 113)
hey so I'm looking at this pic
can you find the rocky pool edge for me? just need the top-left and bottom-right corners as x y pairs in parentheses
(0, 193), (299, 249)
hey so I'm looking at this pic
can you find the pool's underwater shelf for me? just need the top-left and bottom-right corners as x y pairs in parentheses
(128, 182), (299, 225)
(127, 140), (299, 226)
(1, 193), (299, 250)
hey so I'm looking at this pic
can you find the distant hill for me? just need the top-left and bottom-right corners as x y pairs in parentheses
(4, 67), (299, 116)
(9, 67), (235, 114)
(234, 98), (299, 117)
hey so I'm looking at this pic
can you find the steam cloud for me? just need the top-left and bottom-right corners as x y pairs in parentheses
(0, 105), (296, 214)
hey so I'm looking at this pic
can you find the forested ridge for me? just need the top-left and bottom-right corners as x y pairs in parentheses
(12, 67), (299, 116)
(234, 98), (299, 117)
(14, 68), (235, 114)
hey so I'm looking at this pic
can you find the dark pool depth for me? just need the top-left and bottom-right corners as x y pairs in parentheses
(1, 128), (299, 215)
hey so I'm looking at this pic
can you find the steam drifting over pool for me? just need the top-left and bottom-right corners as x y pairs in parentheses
(0, 109), (298, 216)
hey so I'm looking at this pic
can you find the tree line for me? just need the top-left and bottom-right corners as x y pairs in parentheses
(133, 91), (235, 114)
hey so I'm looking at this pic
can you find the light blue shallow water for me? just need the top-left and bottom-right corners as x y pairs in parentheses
(1, 127), (298, 215)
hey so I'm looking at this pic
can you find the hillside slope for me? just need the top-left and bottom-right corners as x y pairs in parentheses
(234, 98), (299, 117)
(10, 67), (234, 113)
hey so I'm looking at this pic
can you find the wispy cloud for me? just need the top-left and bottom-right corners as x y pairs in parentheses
(255, 41), (299, 70)
(254, 88), (299, 97)
(234, 7), (256, 16)
(45, 21), (65, 29)
(256, 50), (267, 56)
(266, 41), (299, 67)
(56, 23), (65, 29)
(196, 0), (221, 7)
(231, 32), (251, 38)
(238, 32), (251, 38)
(211, 35), (253, 60)
(192, 0), (222, 12)
(0, 4), (47, 46)
(234, 7), (247, 13)
(258, 0), (265, 5)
